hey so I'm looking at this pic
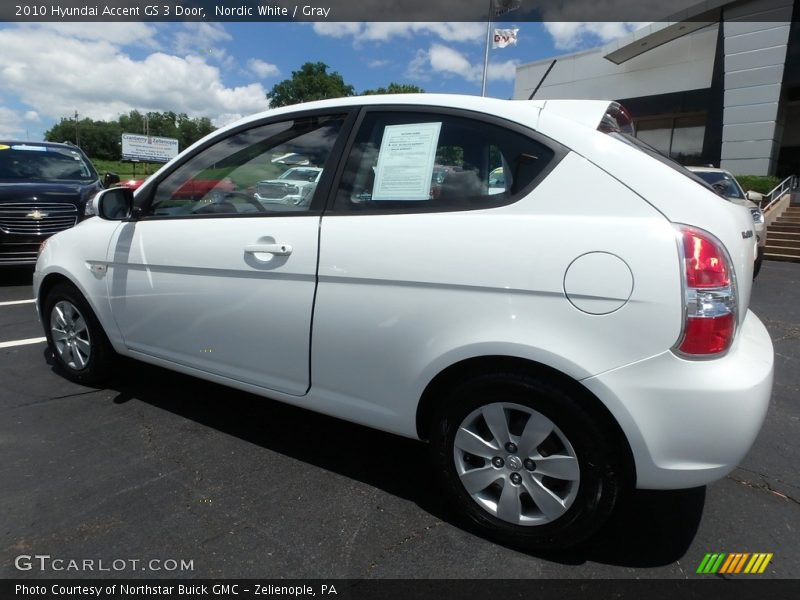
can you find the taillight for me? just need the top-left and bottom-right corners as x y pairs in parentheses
(675, 225), (738, 357)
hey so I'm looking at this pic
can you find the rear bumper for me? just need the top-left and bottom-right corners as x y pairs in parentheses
(582, 309), (773, 489)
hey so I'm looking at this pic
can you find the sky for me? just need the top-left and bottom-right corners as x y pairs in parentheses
(0, 21), (644, 141)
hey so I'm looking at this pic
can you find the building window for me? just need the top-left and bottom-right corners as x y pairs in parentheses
(635, 114), (706, 165)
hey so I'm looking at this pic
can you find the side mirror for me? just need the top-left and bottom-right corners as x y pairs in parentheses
(93, 187), (134, 220)
(103, 171), (121, 188)
(746, 190), (763, 203)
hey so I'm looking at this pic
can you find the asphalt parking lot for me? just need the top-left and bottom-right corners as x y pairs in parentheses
(1, 262), (798, 579)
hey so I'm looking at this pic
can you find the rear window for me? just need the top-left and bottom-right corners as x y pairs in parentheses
(0, 143), (97, 182)
(606, 132), (718, 194)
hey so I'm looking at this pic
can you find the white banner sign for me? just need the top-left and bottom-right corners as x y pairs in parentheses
(493, 28), (519, 48)
(121, 133), (179, 163)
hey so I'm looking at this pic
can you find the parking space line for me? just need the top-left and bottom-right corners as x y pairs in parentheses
(0, 299), (35, 307)
(0, 337), (46, 349)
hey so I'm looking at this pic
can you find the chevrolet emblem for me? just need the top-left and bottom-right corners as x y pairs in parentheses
(26, 210), (48, 220)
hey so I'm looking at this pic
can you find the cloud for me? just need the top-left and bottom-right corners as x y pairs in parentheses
(23, 111), (40, 122)
(170, 23), (238, 71)
(367, 59), (390, 68)
(19, 22), (160, 48)
(313, 22), (485, 44)
(173, 22), (232, 56)
(408, 44), (517, 84)
(543, 22), (648, 51)
(247, 59), (280, 79)
(0, 106), (26, 139)
(0, 26), (269, 128)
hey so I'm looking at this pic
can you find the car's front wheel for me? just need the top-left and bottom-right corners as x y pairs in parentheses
(430, 372), (624, 549)
(42, 282), (115, 385)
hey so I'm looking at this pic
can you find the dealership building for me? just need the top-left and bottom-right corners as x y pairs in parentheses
(513, 0), (800, 176)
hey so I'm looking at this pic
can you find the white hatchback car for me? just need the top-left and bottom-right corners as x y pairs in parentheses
(34, 95), (774, 549)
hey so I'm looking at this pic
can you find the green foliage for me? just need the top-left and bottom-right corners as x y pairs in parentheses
(361, 83), (425, 95)
(267, 62), (355, 108)
(91, 159), (160, 179)
(44, 111), (216, 161)
(45, 117), (121, 160)
(436, 146), (464, 167)
(735, 175), (781, 195)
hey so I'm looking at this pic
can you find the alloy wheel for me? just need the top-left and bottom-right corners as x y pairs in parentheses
(453, 402), (580, 525)
(50, 300), (92, 370)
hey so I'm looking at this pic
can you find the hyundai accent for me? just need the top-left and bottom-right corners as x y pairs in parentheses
(33, 95), (774, 548)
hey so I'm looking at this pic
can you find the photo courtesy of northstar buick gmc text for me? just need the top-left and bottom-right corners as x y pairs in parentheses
(32, 94), (774, 549)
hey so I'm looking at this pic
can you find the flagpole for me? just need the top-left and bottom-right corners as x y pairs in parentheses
(481, 0), (493, 97)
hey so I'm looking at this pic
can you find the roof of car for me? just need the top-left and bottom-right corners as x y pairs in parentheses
(0, 140), (79, 148)
(147, 94), (616, 184)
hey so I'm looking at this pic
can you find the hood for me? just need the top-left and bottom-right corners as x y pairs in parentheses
(0, 181), (100, 205)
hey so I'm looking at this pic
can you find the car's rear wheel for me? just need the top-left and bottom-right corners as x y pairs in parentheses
(43, 283), (115, 385)
(430, 372), (623, 549)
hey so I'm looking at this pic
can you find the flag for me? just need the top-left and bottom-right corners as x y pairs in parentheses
(493, 28), (519, 49)
(494, 0), (521, 16)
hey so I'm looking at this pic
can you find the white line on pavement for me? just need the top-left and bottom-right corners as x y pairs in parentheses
(0, 299), (35, 307)
(0, 337), (46, 349)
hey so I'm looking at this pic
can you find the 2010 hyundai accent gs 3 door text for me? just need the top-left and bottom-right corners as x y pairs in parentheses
(33, 95), (774, 549)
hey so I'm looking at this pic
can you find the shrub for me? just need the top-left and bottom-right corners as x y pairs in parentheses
(735, 175), (781, 194)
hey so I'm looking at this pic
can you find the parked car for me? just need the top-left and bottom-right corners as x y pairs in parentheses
(0, 141), (117, 266)
(254, 166), (323, 207)
(33, 95), (773, 549)
(117, 178), (144, 191)
(687, 166), (767, 277)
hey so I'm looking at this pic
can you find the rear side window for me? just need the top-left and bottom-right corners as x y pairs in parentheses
(334, 111), (555, 212)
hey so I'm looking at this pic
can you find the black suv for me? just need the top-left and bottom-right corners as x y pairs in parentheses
(0, 141), (117, 266)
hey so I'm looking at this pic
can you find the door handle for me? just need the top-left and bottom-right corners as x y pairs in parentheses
(244, 243), (293, 256)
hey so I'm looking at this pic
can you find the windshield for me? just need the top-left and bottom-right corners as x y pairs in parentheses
(279, 168), (320, 182)
(0, 144), (97, 182)
(690, 171), (745, 199)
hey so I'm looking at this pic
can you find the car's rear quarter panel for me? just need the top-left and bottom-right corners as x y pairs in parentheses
(311, 151), (681, 437)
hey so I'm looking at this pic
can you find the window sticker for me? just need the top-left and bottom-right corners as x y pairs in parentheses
(372, 122), (442, 201)
(11, 144), (48, 152)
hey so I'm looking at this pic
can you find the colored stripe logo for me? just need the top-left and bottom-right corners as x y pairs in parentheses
(697, 553), (773, 574)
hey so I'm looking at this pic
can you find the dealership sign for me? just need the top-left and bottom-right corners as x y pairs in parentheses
(121, 133), (179, 163)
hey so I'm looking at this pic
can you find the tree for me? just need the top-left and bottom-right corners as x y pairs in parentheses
(44, 111), (217, 160)
(361, 83), (425, 95)
(45, 117), (121, 160)
(267, 62), (355, 108)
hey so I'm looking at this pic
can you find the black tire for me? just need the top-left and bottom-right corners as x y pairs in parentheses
(430, 372), (623, 549)
(42, 282), (115, 385)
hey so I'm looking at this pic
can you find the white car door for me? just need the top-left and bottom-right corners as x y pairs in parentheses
(106, 113), (351, 396)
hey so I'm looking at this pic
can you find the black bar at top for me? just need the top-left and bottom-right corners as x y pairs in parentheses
(2, 0), (798, 22)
